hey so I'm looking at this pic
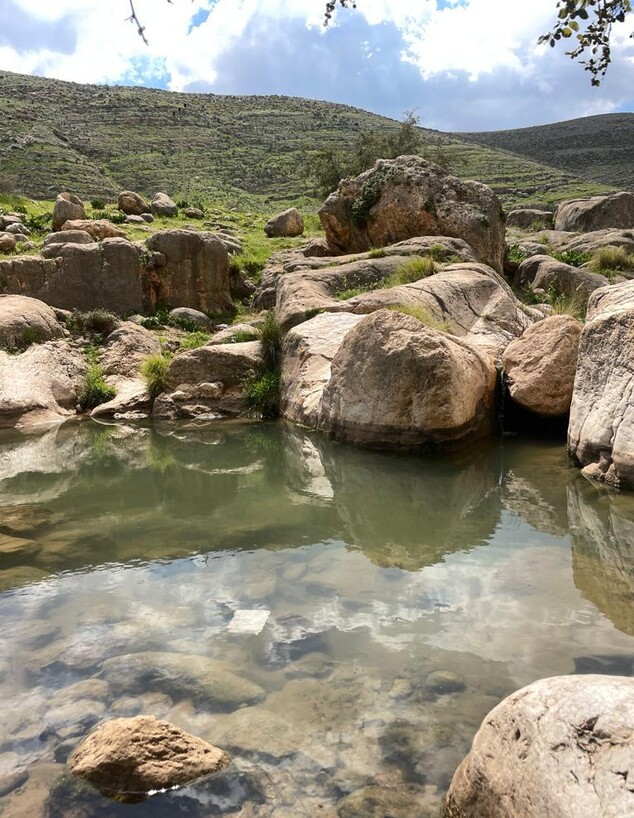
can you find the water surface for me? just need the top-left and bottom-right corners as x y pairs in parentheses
(0, 420), (633, 817)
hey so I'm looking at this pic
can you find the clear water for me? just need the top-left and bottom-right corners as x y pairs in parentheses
(0, 420), (633, 817)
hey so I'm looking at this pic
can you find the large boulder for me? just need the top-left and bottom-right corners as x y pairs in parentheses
(515, 254), (608, 305)
(151, 192), (178, 217)
(0, 295), (64, 349)
(318, 309), (497, 450)
(117, 190), (150, 216)
(41, 230), (96, 258)
(68, 715), (228, 794)
(146, 230), (232, 314)
(319, 156), (505, 272)
(445, 675), (634, 818)
(61, 219), (126, 240)
(281, 311), (364, 426)
(52, 192), (85, 231)
(502, 315), (582, 416)
(0, 234), (17, 253)
(555, 191), (634, 232)
(568, 280), (634, 488)
(264, 208), (304, 238)
(166, 341), (261, 390)
(505, 209), (553, 230)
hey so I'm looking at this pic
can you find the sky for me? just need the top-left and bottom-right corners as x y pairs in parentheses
(0, 0), (633, 132)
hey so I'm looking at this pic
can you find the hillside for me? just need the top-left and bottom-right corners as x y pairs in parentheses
(460, 113), (634, 192)
(0, 70), (612, 210)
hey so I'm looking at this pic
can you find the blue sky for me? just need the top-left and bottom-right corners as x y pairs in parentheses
(1, 0), (633, 131)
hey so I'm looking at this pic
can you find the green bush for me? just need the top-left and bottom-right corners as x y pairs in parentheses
(65, 309), (119, 339)
(78, 347), (116, 410)
(180, 330), (211, 350)
(90, 198), (106, 210)
(506, 243), (527, 264)
(141, 354), (171, 399)
(258, 311), (282, 372)
(589, 246), (634, 275)
(244, 371), (281, 419)
(554, 249), (590, 267)
(389, 257), (436, 286)
(109, 212), (127, 225)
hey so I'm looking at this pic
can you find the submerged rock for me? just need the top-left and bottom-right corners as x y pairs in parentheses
(68, 715), (228, 794)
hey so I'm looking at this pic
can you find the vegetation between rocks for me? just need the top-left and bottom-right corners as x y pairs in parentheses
(141, 354), (171, 400)
(78, 346), (116, 410)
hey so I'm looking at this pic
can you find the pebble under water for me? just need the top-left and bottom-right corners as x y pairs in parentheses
(0, 419), (633, 817)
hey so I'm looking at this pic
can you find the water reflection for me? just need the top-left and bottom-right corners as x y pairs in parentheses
(0, 421), (634, 816)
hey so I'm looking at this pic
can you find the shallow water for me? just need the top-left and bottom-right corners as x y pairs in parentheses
(0, 420), (633, 817)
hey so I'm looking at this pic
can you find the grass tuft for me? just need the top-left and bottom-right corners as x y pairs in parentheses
(388, 304), (451, 332)
(589, 246), (634, 276)
(141, 354), (171, 399)
(78, 346), (116, 409)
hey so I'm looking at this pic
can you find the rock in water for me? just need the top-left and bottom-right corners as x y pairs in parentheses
(319, 156), (505, 272)
(68, 715), (229, 794)
(445, 674), (634, 818)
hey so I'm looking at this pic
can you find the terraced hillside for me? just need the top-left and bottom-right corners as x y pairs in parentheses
(461, 113), (634, 192)
(0, 70), (612, 209)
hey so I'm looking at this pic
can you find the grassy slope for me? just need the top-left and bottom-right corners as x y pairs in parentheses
(459, 113), (634, 193)
(0, 70), (612, 211)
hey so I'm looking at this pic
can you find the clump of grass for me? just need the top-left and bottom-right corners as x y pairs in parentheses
(554, 249), (590, 267)
(65, 309), (119, 339)
(180, 330), (211, 350)
(257, 311), (282, 372)
(78, 346), (116, 410)
(244, 371), (281, 419)
(428, 243), (451, 262)
(589, 246), (634, 276)
(367, 247), (387, 258)
(545, 284), (585, 321)
(0, 327), (41, 354)
(388, 257), (436, 286)
(141, 354), (171, 399)
(506, 243), (527, 264)
(388, 304), (451, 332)
(220, 329), (259, 344)
(90, 198), (106, 210)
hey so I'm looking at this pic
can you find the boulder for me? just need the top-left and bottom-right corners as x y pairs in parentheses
(0, 295), (64, 349)
(318, 309), (497, 450)
(0, 341), (83, 428)
(151, 192), (178, 217)
(264, 208), (304, 238)
(61, 219), (126, 240)
(117, 190), (150, 216)
(319, 156), (505, 272)
(169, 307), (214, 330)
(0, 234), (16, 253)
(166, 341), (261, 390)
(445, 675), (634, 818)
(5, 222), (28, 236)
(68, 715), (228, 794)
(555, 191), (634, 232)
(183, 207), (204, 220)
(52, 192), (85, 231)
(502, 315), (581, 416)
(208, 323), (259, 344)
(146, 230), (232, 314)
(515, 254), (608, 305)
(505, 209), (553, 230)
(562, 228), (634, 257)
(41, 230), (95, 258)
(281, 311), (364, 426)
(302, 237), (331, 257)
(568, 280), (634, 488)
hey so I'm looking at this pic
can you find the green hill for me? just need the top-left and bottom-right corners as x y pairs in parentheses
(0, 70), (613, 210)
(460, 113), (634, 193)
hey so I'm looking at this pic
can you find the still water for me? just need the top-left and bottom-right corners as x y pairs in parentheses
(0, 420), (633, 817)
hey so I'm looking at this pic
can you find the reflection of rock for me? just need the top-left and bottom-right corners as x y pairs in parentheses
(337, 784), (441, 818)
(568, 478), (634, 636)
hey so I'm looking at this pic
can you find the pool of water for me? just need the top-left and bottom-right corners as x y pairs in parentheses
(0, 420), (633, 817)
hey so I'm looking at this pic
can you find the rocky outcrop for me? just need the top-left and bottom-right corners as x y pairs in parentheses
(146, 230), (232, 314)
(445, 674), (634, 818)
(319, 156), (505, 272)
(318, 309), (497, 450)
(562, 228), (634, 256)
(568, 280), (634, 488)
(151, 192), (178, 217)
(0, 340), (83, 428)
(555, 191), (634, 232)
(68, 715), (228, 794)
(52, 192), (85, 231)
(515, 255), (608, 304)
(61, 219), (126, 240)
(505, 209), (553, 230)
(41, 230), (95, 258)
(502, 315), (581, 416)
(118, 190), (150, 216)
(281, 311), (364, 426)
(0, 295), (64, 349)
(265, 208), (304, 238)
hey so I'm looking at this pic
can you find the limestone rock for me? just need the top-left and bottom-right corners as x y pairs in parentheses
(0, 295), (64, 348)
(303, 237), (331, 257)
(319, 156), (505, 272)
(166, 341), (261, 390)
(68, 715), (228, 794)
(318, 309), (497, 449)
(515, 254), (608, 305)
(562, 228), (634, 257)
(52, 192), (85, 231)
(445, 674), (634, 818)
(0, 234), (16, 253)
(117, 190), (150, 216)
(61, 219), (126, 240)
(502, 315), (582, 416)
(265, 208), (304, 238)
(151, 192), (178, 217)
(146, 229), (232, 314)
(41, 230), (96, 259)
(169, 307), (214, 330)
(505, 209), (553, 230)
(281, 311), (364, 427)
(568, 280), (634, 488)
(555, 191), (634, 232)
